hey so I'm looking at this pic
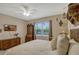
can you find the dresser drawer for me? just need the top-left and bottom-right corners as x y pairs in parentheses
(1, 40), (11, 50)
(0, 37), (21, 50)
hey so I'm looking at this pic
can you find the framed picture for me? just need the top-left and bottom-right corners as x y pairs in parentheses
(4, 24), (17, 31)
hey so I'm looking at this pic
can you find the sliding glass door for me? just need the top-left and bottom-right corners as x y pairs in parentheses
(35, 21), (49, 36)
(35, 21), (52, 40)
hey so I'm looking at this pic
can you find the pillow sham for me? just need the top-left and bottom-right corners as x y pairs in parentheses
(69, 43), (79, 55)
(51, 38), (57, 50)
(68, 39), (79, 55)
(57, 33), (69, 55)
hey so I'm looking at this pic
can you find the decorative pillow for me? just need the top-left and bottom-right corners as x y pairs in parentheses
(51, 38), (57, 50)
(57, 33), (69, 55)
(69, 43), (79, 55)
(68, 39), (79, 55)
(69, 39), (78, 45)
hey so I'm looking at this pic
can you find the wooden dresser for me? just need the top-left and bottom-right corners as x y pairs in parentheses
(0, 37), (21, 50)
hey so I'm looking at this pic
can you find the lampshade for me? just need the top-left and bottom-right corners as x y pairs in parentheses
(67, 3), (79, 25)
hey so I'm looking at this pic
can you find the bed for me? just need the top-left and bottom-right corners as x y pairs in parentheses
(5, 40), (55, 55)
(5, 39), (79, 55)
(68, 28), (79, 55)
(5, 28), (79, 55)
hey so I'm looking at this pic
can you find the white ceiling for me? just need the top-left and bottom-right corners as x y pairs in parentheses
(0, 3), (69, 21)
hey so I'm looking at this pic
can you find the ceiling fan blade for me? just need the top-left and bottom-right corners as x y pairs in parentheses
(16, 4), (37, 16)
(29, 9), (37, 14)
(21, 5), (30, 12)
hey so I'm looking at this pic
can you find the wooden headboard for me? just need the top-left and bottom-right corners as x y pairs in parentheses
(70, 28), (79, 42)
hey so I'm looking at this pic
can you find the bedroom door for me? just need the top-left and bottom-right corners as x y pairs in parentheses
(25, 24), (35, 42)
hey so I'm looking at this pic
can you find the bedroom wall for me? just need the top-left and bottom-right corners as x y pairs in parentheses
(27, 14), (69, 40)
(52, 15), (69, 39)
(0, 14), (27, 43)
(27, 17), (51, 40)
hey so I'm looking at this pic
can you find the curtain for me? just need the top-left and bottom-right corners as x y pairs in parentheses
(49, 20), (53, 41)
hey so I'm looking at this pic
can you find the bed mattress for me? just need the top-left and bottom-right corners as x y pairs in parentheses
(5, 40), (55, 55)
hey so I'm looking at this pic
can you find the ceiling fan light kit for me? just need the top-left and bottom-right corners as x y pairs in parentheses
(23, 12), (30, 16)
(20, 5), (36, 17)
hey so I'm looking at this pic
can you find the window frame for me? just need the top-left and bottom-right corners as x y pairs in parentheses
(34, 21), (50, 36)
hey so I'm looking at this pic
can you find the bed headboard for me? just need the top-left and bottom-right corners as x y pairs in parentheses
(70, 28), (79, 42)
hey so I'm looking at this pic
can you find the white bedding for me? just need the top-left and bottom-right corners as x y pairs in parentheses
(68, 39), (79, 55)
(5, 40), (55, 55)
(5, 39), (79, 55)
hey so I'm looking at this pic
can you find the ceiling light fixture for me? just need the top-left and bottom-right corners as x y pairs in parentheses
(23, 12), (30, 16)
(20, 5), (36, 17)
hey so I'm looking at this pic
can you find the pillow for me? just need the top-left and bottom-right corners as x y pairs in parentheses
(69, 39), (78, 45)
(57, 34), (69, 55)
(51, 38), (57, 50)
(68, 43), (79, 55)
(68, 39), (79, 55)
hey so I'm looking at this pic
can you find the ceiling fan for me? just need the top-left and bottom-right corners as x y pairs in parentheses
(17, 5), (36, 16)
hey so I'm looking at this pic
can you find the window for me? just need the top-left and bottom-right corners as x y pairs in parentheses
(35, 21), (49, 35)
